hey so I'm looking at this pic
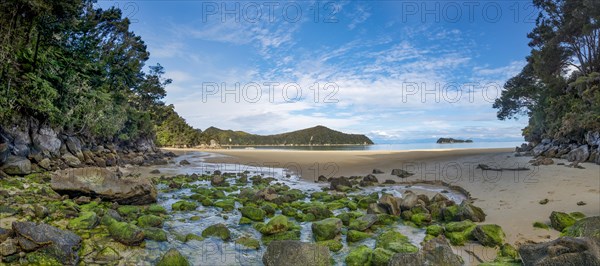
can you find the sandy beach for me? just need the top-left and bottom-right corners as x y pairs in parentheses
(166, 148), (600, 251)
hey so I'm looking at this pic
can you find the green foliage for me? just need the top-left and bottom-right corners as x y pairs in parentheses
(494, 0), (600, 142)
(204, 125), (374, 145)
(0, 0), (198, 146)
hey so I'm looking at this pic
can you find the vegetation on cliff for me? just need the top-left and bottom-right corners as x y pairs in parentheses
(0, 0), (199, 148)
(203, 125), (374, 145)
(494, 0), (600, 144)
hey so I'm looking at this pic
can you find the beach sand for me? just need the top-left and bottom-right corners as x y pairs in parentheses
(162, 147), (600, 263)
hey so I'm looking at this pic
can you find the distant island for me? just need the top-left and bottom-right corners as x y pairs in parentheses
(204, 125), (374, 146)
(436, 138), (473, 144)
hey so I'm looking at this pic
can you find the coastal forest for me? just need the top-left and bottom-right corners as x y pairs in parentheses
(0, 0), (202, 148)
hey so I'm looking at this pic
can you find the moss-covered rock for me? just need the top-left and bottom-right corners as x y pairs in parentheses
(563, 216), (600, 239)
(68, 211), (98, 230)
(185, 233), (204, 242)
(239, 217), (253, 225)
(25, 251), (62, 266)
(258, 215), (290, 235)
(317, 239), (343, 252)
(410, 213), (432, 226)
(444, 220), (476, 246)
(214, 199), (235, 212)
(137, 215), (164, 228)
(426, 224), (444, 236)
(302, 205), (333, 221)
(156, 248), (190, 266)
(569, 212), (586, 220)
(550, 211), (576, 231)
(349, 214), (378, 231)
(533, 221), (550, 230)
(371, 247), (395, 266)
(261, 230), (301, 245)
(472, 224), (505, 247)
(117, 205), (140, 219)
(95, 246), (120, 262)
(201, 223), (231, 241)
(240, 206), (266, 221)
(235, 236), (260, 249)
(312, 218), (342, 241)
(347, 230), (372, 242)
(107, 220), (145, 246)
(376, 214), (397, 225)
(336, 211), (363, 226)
(144, 228), (168, 241)
(171, 201), (197, 211)
(375, 230), (418, 253)
(147, 204), (167, 214)
(345, 245), (372, 266)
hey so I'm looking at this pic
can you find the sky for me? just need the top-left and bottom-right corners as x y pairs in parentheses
(98, 0), (539, 143)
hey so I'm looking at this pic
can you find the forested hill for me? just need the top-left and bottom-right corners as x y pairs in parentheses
(493, 0), (600, 164)
(204, 126), (374, 145)
(0, 0), (203, 159)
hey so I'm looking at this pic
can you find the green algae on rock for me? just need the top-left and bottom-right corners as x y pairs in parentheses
(472, 224), (505, 247)
(311, 218), (342, 241)
(156, 248), (190, 266)
(550, 211), (576, 231)
(345, 245), (373, 266)
(201, 223), (231, 241)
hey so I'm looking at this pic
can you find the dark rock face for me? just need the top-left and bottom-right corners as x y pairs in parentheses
(568, 145), (590, 162)
(391, 168), (414, 178)
(262, 240), (331, 266)
(563, 216), (600, 240)
(0, 142), (9, 165)
(378, 194), (401, 216)
(12, 221), (82, 265)
(32, 125), (61, 156)
(0, 156), (31, 175)
(519, 237), (600, 266)
(389, 236), (463, 266)
(51, 167), (157, 205)
(329, 176), (352, 191)
(456, 201), (486, 222)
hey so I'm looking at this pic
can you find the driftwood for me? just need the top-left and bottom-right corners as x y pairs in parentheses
(476, 164), (530, 171)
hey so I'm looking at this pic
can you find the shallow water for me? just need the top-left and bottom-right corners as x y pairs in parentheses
(137, 151), (467, 265)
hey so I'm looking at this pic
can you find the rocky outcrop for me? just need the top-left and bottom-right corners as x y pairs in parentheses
(11, 221), (82, 265)
(519, 131), (600, 165)
(519, 237), (600, 266)
(389, 236), (463, 266)
(0, 156), (31, 175)
(262, 240), (331, 266)
(50, 167), (157, 204)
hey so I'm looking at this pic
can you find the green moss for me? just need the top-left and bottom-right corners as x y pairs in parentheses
(533, 221), (550, 230)
(317, 239), (343, 252)
(336, 211), (363, 226)
(445, 220), (475, 232)
(442, 205), (459, 222)
(347, 230), (372, 242)
(569, 212), (586, 220)
(312, 218), (342, 241)
(68, 211), (98, 230)
(258, 215), (290, 235)
(137, 215), (164, 228)
(473, 224), (505, 247)
(371, 248), (395, 266)
(108, 220), (145, 246)
(261, 230), (301, 245)
(214, 199), (235, 212)
(444, 221), (476, 246)
(240, 206), (266, 221)
(201, 198), (213, 206)
(79, 202), (100, 212)
(143, 228), (168, 241)
(426, 224), (444, 236)
(550, 211), (576, 231)
(375, 230), (417, 253)
(147, 204), (167, 214)
(117, 205), (141, 218)
(95, 246), (120, 262)
(239, 217), (253, 225)
(376, 214), (397, 225)
(326, 201), (346, 210)
(235, 236), (260, 249)
(156, 249), (190, 266)
(410, 213), (431, 226)
(25, 251), (62, 266)
(261, 202), (277, 216)
(185, 233), (204, 242)
(201, 223), (231, 241)
(171, 201), (197, 211)
(345, 245), (372, 266)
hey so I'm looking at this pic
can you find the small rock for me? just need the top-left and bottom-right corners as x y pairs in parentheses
(372, 169), (384, 174)
(157, 248), (190, 266)
(539, 198), (549, 205)
(179, 160), (191, 166)
(577, 201), (587, 206)
(383, 179), (396, 184)
(391, 168), (414, 178)
(150, 169), (161, 174)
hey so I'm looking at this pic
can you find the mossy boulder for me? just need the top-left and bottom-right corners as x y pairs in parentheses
(235, 236), (260, 249)
(171, 201), (197, 211)
(156, 248), (190, 266)
(410, 213), (432, 226)
(311, 218), (342, 241)
(371, 247), (395, 266)
(239, 217), (253, 225)
(214, 199), (236, 212)
(346, 245), (373, 266)
(349, 214), (378, 231)
(317, 239), (343, 252)
(25, 252), (62, 266)
(144, 228), (168, 241)
(533, 221), (550, 230)
(201, 223), (231, 241)
(375, 230), (418, 254)
(147, 204), (167, 214)
(261, 230), (301, 245)
(472, 224), (505, 247)
(137, 215), (164, 228)
(563, 216), (600, 239)
(68, 211), (98, 230)
(95, 246), (120, 262)
(347, 230), (372, 242)
(550, 211), (576, 231)
(117, 205), (140, 219)
(240, 206), (266, 221)
(444, 220), (476, 246)
(302, 205), (333, 221)
(336, 211), (363, 226)
(258, 215), (290, 235)
(426, 224), (444, 236)
(107, 220), (145, 246)
(185, 233), (204, 242)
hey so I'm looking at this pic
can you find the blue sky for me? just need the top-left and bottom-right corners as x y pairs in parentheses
(98, 1), (538, 143)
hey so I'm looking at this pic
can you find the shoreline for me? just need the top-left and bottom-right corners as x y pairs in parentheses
(162, 147), (600, 247)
